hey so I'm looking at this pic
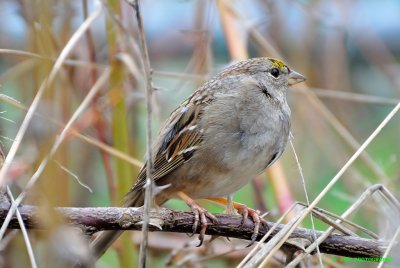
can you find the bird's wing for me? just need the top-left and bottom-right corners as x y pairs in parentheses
(127, 102), (203, 196)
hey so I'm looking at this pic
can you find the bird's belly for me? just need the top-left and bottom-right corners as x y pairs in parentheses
(198, 174), (251, 197)
(188, 157), (264, 198)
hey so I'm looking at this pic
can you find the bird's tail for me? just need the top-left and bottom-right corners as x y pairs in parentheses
(90, 188), (145, 260)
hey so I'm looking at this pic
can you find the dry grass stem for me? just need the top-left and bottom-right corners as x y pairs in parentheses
(0, 3), (103, 188)
(289, 139), (323, 267)
(287, 185), (398, 266)
(127, 0), (155, 266)
(0, 64), (108, 240)
(0, 93), (143, 169)
(261, 101), (400, 265)
(6, 187), (37, 268)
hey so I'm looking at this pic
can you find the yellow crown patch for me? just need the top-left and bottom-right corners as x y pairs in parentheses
(268, 58), (286, 70)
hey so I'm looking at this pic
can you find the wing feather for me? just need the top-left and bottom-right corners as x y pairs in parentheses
(127, 103), (203, 194)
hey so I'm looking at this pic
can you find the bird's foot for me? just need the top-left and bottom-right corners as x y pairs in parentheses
(188, 202), (218, 246)
(235, 204), (268, 247)
(177, 191), (218, 247)
(205, 197), (268, 246)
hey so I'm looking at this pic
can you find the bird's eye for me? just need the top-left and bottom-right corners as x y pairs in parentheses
(270, 68), (280, 78)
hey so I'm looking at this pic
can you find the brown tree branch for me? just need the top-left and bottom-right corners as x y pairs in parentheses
(0, 202), (386, 258)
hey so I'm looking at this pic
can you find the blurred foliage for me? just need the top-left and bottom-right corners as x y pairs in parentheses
(0, 0), (399, 267)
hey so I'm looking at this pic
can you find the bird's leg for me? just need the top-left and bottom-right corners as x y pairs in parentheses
(206, 197), (267, 246)
(223, 194), (236, 242)
(177, 191), (218, 247)
(224, 194), (237, 215)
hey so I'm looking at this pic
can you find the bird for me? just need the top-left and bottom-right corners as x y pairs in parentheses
(91, 57), (306, 259)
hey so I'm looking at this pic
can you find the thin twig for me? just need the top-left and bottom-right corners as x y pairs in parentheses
(0, 49), (103, 70)
(6, 187), (37, 268)
(288, 139), (323, 267)
(377, 225), (400, 268)
(293, 87), (400, 106)
(54, 160), (93, 193)
(153, 70), (207, 81)
(0, 94), (143, 168)
(238, 202), (302, 267)
(129, 0), (154, 267)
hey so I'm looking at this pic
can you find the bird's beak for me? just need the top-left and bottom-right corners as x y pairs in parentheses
(288, 70), (306, 86)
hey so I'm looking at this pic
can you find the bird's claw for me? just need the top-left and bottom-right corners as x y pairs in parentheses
(188, 202), (218, 247)
(236, 205), (267, 247)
